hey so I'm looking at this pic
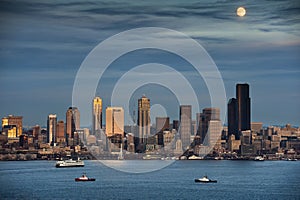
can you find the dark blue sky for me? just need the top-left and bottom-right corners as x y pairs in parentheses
(0, 0), (299, 127)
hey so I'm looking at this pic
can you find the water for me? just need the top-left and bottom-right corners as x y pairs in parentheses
(0, 160), (299, 199)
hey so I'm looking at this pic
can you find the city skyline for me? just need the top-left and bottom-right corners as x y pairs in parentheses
(0, 1), (299, 127)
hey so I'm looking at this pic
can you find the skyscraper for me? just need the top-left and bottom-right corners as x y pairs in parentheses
(207, 120), (222, 147)
(92, 97), (102, 134)
(228, 83), (251, 139)
(156, 117), (170, 146)
(236, 83), (251, 132)
(138, 95), (150, 144)
(47, 114), (57, 145)
(106, 107), (124, 150)
(66, 107), (80, 139)
(197, 108), (220, 145)
(56, 120), (65, 143)
(105, 107), (124, 137)
(228, 98), (238, 138)
(179, 105), (192, 150)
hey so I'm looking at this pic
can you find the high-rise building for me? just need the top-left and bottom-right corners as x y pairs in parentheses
(2, 115), (23, 137)
(198, 108), (220, 144)
(92, 97), (102, 134)
(228, 83), (251, 139)
(156, 117), (169, 146)
(173, 120), (179, 131)
(179, 105), (192, 150)
(66, 107), (80, 139)
(47, 114), (57, 145)
(156, 117), (169, 133)
(56, 120), (65, 143)
(106, 107), (124, 150)
(32, 125), (41, 139)
(138, 95), (150, 144)
(227, 98), (238, 138)
(236, 83), (251, 132)
(106, 107), (124, 137)
(207, 120), (222, 147)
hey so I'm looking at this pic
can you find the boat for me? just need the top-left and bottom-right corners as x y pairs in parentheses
(188, 155), (204, 160)
(55, 158), (84, 168)
(75, 173), (95, 182)
(286, 158), (297, 161)
(195, 175), (217, 183)
(254, 156), (265, 161)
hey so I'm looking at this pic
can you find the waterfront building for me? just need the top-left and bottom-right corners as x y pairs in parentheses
(2, 125), (17, 138)
(179, 105), (192, 150)
(251, 122), (263, 134)
(2, 115), (23, 137)
(228, 134), (241, 152)
(138, 95), (150, 144)
(126, 133), (135, 153)
(174, 138), (183, 155)
(92, 97), (102, 134)
(47, 114), (57, 145)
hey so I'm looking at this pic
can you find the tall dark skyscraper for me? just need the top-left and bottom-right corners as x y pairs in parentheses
(236, 83), (251, 132)
(228, 98), (238, 138)
(228, 83), (251, 139)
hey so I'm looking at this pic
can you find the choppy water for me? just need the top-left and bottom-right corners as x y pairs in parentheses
(0, 160), (299, 199)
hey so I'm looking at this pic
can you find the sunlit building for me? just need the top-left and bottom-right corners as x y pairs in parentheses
(47, 114), (57, 145)
(56, 120), (65, 143)
(106, 107), (124, 137)
(138, 95), (150, 144)
(106, 107), (124, 151)
(2, 115), (23, 137)
(92, 97), (102, 134)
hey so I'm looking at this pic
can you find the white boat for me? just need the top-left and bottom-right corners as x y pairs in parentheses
(195, 175), (217, 183)
(254, 156), (265, 161)
(56, 158), (84, 168)
(188, 155), (203, 160)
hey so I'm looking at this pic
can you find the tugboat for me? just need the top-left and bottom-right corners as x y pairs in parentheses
(75, 173), (96, 182)
(56, 158), (84, 168)
(195, 175), (217, 183)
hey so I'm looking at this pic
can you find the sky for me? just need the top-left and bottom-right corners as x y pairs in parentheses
(0, 0), (299, 128)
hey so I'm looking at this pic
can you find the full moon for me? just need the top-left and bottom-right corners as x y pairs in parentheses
(237, 7), (246, 17)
